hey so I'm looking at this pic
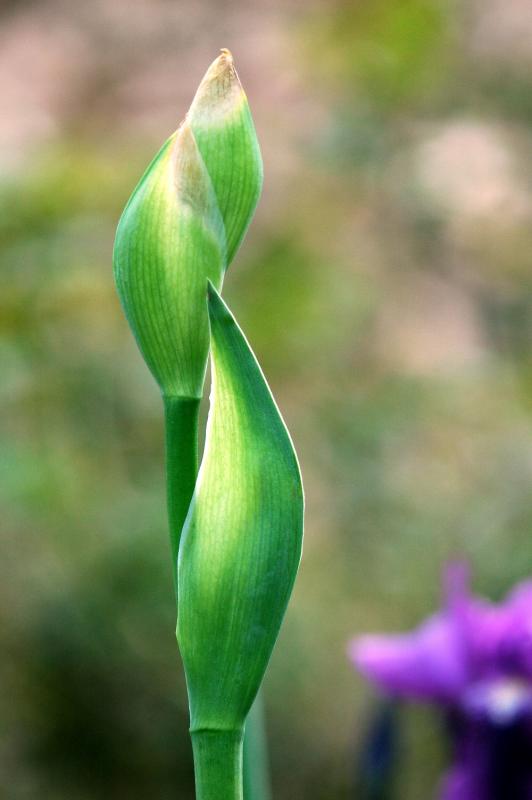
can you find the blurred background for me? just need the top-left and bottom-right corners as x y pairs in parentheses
(1, 0), (532, 797)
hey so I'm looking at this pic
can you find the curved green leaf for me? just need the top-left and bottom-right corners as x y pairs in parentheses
(177, 285), (304, 732)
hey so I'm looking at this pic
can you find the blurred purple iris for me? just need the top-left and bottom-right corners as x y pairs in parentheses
(350, 564), (532, 800)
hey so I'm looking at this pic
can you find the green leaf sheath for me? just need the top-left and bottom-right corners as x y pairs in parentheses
(178, 285), (304, 734)
(163, 396), (201, 595)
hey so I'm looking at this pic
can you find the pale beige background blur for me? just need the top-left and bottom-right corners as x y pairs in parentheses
(1, 1), (532, 797)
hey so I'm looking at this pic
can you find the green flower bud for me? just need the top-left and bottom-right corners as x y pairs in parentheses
(188, 49), (263, 264)
(177, 285), (304, 732)
(113, 50), (263, 399)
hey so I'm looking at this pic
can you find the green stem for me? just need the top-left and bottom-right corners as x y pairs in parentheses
(163, 395), (201, 597)
(191, 730), (244, 800)
(243, 690), (271, 800)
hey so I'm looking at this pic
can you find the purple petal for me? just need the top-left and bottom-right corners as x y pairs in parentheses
(462, 677), (532, 724)
(500, 582), (532, 675)
(350, 612), (469, 702)
(462, 582), (532, 679)
(460, 599), (511, 674)
(438, 765), (483, 800)
(506, 581), (532, 613)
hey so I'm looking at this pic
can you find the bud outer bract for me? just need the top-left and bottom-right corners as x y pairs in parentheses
(114, 124), (225, 398)
(177, 285), (304, 732)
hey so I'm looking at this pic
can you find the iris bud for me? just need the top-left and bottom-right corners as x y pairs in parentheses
(113, 50), (263, 399)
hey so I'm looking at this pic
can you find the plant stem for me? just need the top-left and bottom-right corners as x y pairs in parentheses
(243, 690), (272, 800)
(163, 395), (201, 597)
(191, 729), (244, 800)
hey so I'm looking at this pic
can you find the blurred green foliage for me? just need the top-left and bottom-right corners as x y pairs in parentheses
(305, 0), (452, 109)
(1, 0), (532, 798)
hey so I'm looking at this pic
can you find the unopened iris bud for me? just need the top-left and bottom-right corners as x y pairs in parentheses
(113, 50), (263, 399)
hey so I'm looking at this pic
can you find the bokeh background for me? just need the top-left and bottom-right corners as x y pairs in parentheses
(1, 0), (532, 797)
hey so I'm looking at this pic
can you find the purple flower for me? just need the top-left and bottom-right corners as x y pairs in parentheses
(349, 564), (532, 800)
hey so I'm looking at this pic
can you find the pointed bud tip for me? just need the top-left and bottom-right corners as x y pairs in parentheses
(219, 47), (234, 62)
(188, 48), (245, 127)
(171, 121), (211, 211)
